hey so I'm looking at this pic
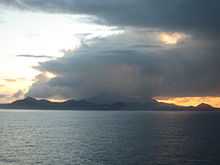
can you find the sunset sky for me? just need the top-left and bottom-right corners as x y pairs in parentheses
(0, 0), (220, 107)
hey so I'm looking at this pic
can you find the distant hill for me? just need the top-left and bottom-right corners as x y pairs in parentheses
(0, 97), (218, 111)
(196, 103), (215, 111)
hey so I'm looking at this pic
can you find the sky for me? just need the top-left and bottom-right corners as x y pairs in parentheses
(0, 0), (220, 107)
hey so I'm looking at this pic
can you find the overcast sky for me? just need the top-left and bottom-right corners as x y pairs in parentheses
(0, 0), (220, 107)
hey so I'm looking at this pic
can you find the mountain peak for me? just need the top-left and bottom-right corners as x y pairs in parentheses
(12, 97), (37, 105)
(24, 96), (37, 101)
(196, 103), (214, 110)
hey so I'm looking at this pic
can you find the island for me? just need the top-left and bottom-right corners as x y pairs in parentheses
(0, 97), (218, 111)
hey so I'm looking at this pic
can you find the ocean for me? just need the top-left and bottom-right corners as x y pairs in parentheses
(0, 110), (220, 165)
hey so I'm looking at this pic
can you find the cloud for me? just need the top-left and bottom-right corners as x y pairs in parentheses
(0, 94), (9, 98)
(4, 79), (17, 82)
(12, 90), (24, 98)
(0, 90), (24, 103)
(2, 1), (219, 102)
(27, 32), (220, 101)
(16, 54), (54, 59)
(1, 0), (220, 38)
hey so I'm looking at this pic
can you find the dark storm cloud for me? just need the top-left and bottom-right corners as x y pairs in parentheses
(1, 0), (220, 36)
(27, 36), (220, 101)
(2, 0), (219, 101)
(132, 44), (162, 49)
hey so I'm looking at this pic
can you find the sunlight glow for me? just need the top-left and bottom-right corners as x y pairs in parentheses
(155, 97), (220, 108)
(159, 32), (186, 45)
(0, 7), (123, 102)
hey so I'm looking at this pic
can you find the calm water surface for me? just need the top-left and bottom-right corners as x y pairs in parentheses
(0, 110), (220, 165)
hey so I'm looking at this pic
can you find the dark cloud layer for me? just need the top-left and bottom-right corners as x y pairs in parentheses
(27, 34), (220, 101)
(2, 0), (219, 101)
(1, 0), (220, 36)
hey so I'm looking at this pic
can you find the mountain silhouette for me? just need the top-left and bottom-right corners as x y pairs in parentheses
(196, 103), (215, 111)
(0, 97), (217, 111)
